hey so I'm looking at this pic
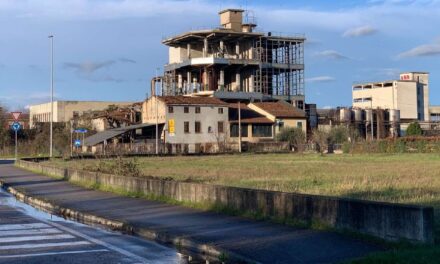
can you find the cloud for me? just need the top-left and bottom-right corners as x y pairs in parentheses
(306, 76), (336, 83)
(63, 60), (115, 75)
(314, 50), (348, 60)
(119, 58), (136, 64)
(397, 41), (440, 58)
(63, 60), (127, 82)
(343, 25), (377, 37)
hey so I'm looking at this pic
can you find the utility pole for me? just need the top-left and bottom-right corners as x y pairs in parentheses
(155, 68), (159, 155)
(238, 101), (242, 153)
(49, 35), (54, 158)
(70, 120), (74, 157)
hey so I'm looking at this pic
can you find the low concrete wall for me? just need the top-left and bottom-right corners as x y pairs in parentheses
(17, 159), (434, 243)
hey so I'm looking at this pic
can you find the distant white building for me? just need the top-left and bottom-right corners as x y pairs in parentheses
(352, 72), (429, 122)
(29, 101), (135, 127)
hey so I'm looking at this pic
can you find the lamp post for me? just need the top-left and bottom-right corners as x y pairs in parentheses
(48, 35), (54, 158)
(155, 67), (159, 155)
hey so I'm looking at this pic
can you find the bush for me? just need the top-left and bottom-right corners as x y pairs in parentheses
(276, 127), (306, 152)
(406, 122), (422, 136)
(329, 126), (350, 144)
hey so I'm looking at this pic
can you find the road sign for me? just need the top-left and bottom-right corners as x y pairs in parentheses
(11, 122), (21, 131)
(74, 139), (81, 147)
(11, 112), (22, 121)
(74, 128), (88, 133)
(168, 119), (175, 136)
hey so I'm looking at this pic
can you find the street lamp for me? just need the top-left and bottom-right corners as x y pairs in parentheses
(48, 35), (54, 158)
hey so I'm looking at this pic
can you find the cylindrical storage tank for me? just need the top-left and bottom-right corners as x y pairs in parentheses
(365, 109), (373, 122)
(389, 109), (400, 123)
(339, 108), (351, 122)
(354, 108), (363, 122)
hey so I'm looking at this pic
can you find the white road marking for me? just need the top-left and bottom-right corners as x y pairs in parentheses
(0, 249), (110, 259)
(48, 221), (150, 263)
(0, 223), (49, 231)
(0, 241), (91, 250)
(0, 234), (75, 243)
(0, 228), (62, 237)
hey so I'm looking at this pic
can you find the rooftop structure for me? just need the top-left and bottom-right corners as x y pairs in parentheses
(161, 9), (306, 109)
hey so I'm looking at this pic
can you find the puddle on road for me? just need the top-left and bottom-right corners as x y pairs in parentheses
(0, 189), (209, 264)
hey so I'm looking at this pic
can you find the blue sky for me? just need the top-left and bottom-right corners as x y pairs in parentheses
(1, 0), (440, 110)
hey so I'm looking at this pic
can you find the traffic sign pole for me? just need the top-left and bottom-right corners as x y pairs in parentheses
(15, 131), (17, 160)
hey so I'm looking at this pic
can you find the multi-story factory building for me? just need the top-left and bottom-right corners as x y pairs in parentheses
(352, 72), (430, 122)
(161, 9), (306, 109)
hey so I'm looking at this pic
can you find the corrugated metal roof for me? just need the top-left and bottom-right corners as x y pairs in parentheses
(83, 123), (156, 146)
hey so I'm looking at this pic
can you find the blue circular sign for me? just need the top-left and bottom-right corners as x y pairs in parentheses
(11, 122), (21, 131)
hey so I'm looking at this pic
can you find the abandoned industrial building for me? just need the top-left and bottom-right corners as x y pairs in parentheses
(160, 8), (305, 109)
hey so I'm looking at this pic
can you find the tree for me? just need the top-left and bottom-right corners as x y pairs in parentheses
(276, 127), (306, 151)
(312, 129), (330, 154)
(406, 122), (422, 136)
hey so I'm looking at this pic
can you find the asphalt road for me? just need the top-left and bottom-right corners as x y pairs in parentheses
(0, 185), (187, 264)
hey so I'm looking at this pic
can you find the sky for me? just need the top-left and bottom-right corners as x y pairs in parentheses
(1, 0), (440, 111)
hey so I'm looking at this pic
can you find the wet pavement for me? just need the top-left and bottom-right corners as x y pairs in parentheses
(0, 189), (186, 264)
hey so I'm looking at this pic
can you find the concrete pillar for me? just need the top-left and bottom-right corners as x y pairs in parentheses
(219, 69), (225, 90)
(235, 72), (241, 92)
(186, 71), (191, 94)
(177, 74), (183, 93)
(187, 43), (191, 59)
(203, 69), (208, 91)
(219, 40), (224, 57)
(249, 74), (255, 92)
(235, 42), (240, 59)
(192, 77), (197, 93)
(203, 38), (208, 57)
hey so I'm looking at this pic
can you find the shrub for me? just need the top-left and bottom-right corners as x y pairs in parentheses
(406, 122), (422, 136)
(276, 127), (306, 152)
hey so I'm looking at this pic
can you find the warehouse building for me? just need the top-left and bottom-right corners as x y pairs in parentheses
(29, 100), (135, 127)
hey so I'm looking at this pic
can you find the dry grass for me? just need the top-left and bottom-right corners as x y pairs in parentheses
(48, 153), (440, 207)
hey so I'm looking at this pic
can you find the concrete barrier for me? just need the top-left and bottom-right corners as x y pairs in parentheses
(16, 159), (434, 243)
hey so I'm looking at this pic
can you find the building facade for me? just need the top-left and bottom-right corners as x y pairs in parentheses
(142, 96), (229, 152)
(29, 101), (135, 127)
(352, 72), (430, 122)
(160, 9), (306, 109)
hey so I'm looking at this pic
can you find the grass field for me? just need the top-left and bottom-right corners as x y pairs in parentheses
(46, 153), (440, 263)
(48, 153), (440, 207)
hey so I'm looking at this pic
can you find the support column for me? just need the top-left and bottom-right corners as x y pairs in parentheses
(187, 43), (191, 59)
(203, 68), (208, 91)
(219, 69), (225, 90)
(219, 40), (224, 57)
(249, 73), (255, 92)
(203, 38), (208, 57)
(235, 72), (241, 92)
(177, 74), (183, 94)
(186, 71), (191, 94)
(235, 42), (240, 59)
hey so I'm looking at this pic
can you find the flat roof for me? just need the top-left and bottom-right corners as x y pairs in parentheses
(219, 9), (244, 14)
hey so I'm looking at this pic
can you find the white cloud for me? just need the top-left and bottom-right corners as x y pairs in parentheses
(343, 25), (377, 37)
(306, 76), (336, 83)
(397, 41), (440, 58)
(314, 50), (348, 60)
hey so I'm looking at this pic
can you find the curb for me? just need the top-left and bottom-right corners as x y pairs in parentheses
(0, 180), (259, 264)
